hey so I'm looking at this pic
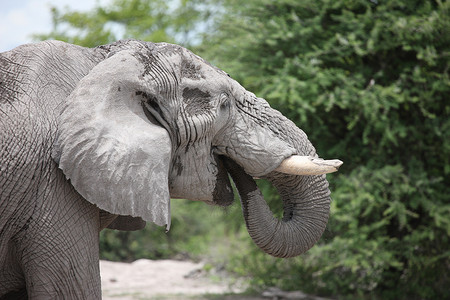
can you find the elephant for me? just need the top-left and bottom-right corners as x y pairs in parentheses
(0, 39), (342, 299)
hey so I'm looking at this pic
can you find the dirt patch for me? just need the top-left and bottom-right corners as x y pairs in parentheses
(100, 259), (253, 300)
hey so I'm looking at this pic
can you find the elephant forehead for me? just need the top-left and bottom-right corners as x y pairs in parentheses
(180, 50), (228, 80)
(143, 42), (227, 82)
(181, 58), (206, 80)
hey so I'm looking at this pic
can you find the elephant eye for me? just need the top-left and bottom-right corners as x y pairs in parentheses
(214, 93), (232, 132)
(219, 93), (230, 110)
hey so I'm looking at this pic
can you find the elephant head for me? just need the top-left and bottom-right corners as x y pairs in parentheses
(53, 40), (342, 258)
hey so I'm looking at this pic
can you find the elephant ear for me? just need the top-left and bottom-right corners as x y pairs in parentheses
(53, 50), (172, 229)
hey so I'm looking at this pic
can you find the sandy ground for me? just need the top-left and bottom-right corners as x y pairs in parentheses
(100, 259), (258, 300)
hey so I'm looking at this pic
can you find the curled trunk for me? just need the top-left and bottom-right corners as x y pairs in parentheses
(222, 157), (330, 258)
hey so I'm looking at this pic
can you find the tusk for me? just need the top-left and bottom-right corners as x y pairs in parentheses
(275, 155), (343, 176)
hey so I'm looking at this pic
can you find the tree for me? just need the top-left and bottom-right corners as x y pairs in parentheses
(34, 0), (213, 47)
(199, 0), (450, 299)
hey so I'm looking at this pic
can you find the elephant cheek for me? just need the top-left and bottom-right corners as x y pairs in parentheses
(168, 155), (234, 205)
(169, 178), (215, 201)
(168, 159), (218, 202)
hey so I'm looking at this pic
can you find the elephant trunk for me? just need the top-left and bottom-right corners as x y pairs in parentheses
(223, 157), (330, 258)
(220, 91), (334, 257)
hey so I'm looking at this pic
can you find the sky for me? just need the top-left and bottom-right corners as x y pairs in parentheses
(0, 0), (108, 52)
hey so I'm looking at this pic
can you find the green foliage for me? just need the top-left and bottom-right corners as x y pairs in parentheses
(199, 0), (450, 299)
(36, 0), (450, 299)
(328, 166), (449, 298)
(33, 0), (213, 47)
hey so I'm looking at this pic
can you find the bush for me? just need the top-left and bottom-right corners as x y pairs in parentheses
(199, 0), (450, 299)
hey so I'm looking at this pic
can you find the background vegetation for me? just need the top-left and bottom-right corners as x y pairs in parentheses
(36, 0), (449, 299)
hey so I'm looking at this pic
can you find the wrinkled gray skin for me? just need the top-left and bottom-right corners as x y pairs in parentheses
(0, 40), (330, 299)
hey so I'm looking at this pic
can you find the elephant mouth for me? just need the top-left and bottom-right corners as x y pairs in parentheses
(211, 154), (236, 206)
(210, 154), (264, 207)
